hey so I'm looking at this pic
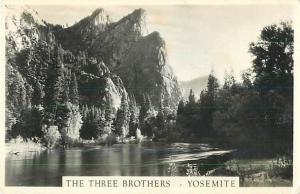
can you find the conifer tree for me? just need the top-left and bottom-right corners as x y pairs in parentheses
(32, 81), (43, 106)
(115, 94), (129, 136)
(177, 99), (184, 115)
(128, 95), (138, 137)
(44, 44), (64, 119)
(69, 72), (79, 105)
(155, 101), (165, 136)
(188, 89), (196, 105)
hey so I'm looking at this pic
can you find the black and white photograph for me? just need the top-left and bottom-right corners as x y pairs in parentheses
(2, 1), (297, 191)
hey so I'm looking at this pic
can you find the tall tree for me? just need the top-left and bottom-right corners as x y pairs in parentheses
(155, 101), (165, 138)
(206, 72), (219, 105)
(128, 94), (138, 137)
(201, 73), (219, 135)
(43, 44), (64, 120)
(32, 80), (43, 106)
(69, 72), (79, 105)
(115, 94), (129, 136)
(249, 21), (293, 95)
(249, 21), (294, 148)
(139, 95), (148, 126)
(188, 89), (196, 105)
(177, 99), (185, 115)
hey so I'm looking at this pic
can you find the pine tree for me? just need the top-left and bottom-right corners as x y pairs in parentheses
(69, 72), (79, 105)
(186, 89), (196, 115)
(44, 44), (64, 119)
(115, 94), (129, 136)
(155, 101), (165, 138)
(188, 89), (196, 105)
(203, 72), (219, 135)
(177, 99), (185, 115)
(139, 95), (147, 125)
(61, 72), (70, 103)
(206, 72), (219, 106)
(128, 95), (138, 137)
(32, 80), (43, 106)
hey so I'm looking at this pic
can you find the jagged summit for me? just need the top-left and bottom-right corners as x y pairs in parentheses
(90, 8), (111, 26)
(71, 7), (110, 30)
(91, 8), (106, 17)
(143, 31), (165, 46)
(117, 8), (146, 23)
(130, 8), (146, 20)
(112, 8), (148, 36)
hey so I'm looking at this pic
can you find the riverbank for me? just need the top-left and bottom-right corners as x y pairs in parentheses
(207, 158), (292, 186)
(5, 135), (145, 157)
(6, 136), (46, 158)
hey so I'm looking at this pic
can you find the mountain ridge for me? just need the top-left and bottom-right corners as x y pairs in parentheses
(180, 75), (209, 100)
(5, 6), (182, 138)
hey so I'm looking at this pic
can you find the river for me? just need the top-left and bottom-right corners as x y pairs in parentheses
(5, 142), (233, 186)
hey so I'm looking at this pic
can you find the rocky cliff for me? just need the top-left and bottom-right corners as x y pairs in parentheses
(54, 8), (181, 109)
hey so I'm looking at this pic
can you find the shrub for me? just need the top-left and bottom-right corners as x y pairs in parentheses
(42, 125), (61, 148)
(96, 134), (117, 145)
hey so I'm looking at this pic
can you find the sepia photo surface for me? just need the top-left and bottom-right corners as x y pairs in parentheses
(1, 0), (299, 193)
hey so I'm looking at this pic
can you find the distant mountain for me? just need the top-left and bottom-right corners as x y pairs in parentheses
(180, 76), (208, 100)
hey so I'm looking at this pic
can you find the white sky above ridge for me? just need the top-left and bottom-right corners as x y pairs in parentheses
(29, 5), (294, 81)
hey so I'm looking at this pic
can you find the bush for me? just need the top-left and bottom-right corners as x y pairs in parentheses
(135, 128), (143, 143)
(42, 125), (61, 148)
(9, 107), (43, 139)
(96, 134), (117, 145)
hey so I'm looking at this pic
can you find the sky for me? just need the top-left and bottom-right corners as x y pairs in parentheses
(30, 5), (294, 81)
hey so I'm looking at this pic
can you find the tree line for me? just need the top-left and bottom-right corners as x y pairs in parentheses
(175, 22), (293, 157)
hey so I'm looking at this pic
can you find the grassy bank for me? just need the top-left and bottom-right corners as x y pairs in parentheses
(208, 157), (292, 187)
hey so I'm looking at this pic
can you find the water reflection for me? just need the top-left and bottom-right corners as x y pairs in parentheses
(6, 142), (233, 186)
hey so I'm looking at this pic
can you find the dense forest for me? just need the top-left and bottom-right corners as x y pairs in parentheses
(5, 7), (293, 158)
(175, 22), (293, 157)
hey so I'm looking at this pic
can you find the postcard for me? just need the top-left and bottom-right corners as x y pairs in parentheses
(0, 0), (299, 194)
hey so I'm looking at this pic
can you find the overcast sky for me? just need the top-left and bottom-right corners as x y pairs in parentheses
(30, 5), (294, 81)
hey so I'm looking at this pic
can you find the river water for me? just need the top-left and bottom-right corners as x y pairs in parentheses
(5, 142), (233, 186)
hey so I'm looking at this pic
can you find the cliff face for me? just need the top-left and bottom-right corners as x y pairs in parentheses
(116, 31), (181, 108)
(55, 8), (181, 109)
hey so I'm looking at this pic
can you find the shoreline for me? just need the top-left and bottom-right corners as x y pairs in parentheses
(5, 139), (292, 187)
